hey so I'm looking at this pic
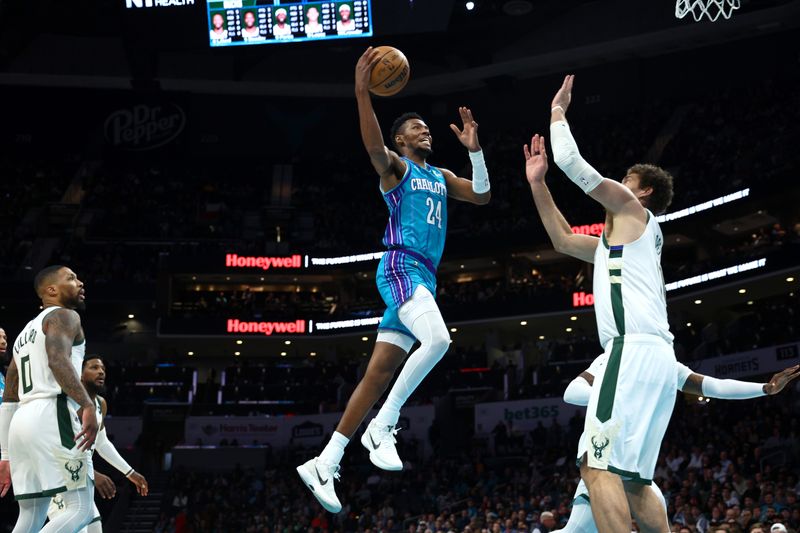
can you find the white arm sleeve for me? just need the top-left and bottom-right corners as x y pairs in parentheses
(563, 377), (592, 406)
(549, 120), (604, 194)
(675, 363), (693, 390)
(469, 150), (490, 193)
(95, 427), (133, 476)
(0, 403), (19, 461)
(701, 376), (766, 400)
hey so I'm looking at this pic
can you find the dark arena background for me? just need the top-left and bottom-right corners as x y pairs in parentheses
(1, 0), (800, 531)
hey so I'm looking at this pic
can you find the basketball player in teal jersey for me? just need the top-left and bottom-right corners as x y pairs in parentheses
(297, 47), (492, 513)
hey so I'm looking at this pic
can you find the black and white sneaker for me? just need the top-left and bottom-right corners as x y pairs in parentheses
(296, 457), (342, 513)
(360, 419), (403, 471)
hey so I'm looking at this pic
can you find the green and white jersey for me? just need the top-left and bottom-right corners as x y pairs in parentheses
(12, 306), (86, 404)
(592, 211), (673, 347)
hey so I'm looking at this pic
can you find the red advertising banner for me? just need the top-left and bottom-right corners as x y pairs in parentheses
(225, 253), (303, 270)
(226, 319), (307, 336)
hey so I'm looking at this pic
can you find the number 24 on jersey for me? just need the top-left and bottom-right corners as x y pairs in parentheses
(426, 197), (442, 229)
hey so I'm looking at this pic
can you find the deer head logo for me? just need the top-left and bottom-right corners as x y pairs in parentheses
(53, 494), (65, 510)
(64, 460), (83, 482)
(591, 436), (610, 460)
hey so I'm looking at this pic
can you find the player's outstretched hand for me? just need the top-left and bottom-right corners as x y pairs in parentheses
(449, 107), (481, 152)
(75, 406), (98, 452)
(523, 134), (548, 185)
(355, 47), (382, 93)
(128, 471), (149, 496)
(95, 472), (117, 499)
(0, 460), (11, 497)
(764, 365), (800, 395)
(551, 74), (575, 114)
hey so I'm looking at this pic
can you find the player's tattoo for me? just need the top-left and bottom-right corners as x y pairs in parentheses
(44, 309), (93, 408)
(2, 359), (19, 402)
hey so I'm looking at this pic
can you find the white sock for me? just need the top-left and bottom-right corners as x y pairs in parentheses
(319, 431), (349, 466)
(375, 286), (450, 428)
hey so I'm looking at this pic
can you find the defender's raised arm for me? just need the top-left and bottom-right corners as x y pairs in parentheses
(549, 75), (646, 221)
(524, 133), (598, 263)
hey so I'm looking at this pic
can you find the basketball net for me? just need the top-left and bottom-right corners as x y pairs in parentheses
(675, 0), (740, 21)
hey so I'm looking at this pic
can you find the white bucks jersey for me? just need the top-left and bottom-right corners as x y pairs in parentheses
(593, 211), (673, 347)
(12, 306), (86, 404)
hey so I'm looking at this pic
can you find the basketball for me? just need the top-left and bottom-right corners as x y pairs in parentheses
(369, 46), (410, 97)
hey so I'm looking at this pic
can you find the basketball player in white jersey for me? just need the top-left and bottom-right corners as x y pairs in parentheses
(48, 354), (149, 532)
(524, 75), (677, 533)
(557, 355), (800, 532)
(0, 265), (99, 532)
(1, 327), (7, 398)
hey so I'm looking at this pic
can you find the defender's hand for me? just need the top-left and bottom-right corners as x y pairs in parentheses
(75, 407), (98, 452)
(355, 47), (382, 93)
(0, 460), (11, 497)
(764, 365), (800, 395)
(523, 134), (549, 185)
(95, 472), (117, 499)
(127, 471), (149, 496)
(551, 75), (575, 114)
(449, 106), (481, 152)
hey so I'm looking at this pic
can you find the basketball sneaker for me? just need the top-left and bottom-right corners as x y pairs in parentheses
(360, 419), (403, 471)
(296, 457), (342, 513)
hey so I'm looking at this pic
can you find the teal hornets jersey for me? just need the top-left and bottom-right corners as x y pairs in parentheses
(382, 157), (448, 269)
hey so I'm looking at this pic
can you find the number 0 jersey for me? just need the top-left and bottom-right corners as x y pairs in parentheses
(593, 211), (674, 348)
(12, 306), (86, 404)
(381, 157), (448, 269)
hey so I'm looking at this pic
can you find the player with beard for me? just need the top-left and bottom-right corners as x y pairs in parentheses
(47, 354), (149, 532)
(0, 265), (98, 532)
(297, 47), (492, 513)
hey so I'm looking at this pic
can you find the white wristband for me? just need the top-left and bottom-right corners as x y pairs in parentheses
(551, 105), (565, 114)
(469, 150), (490, 194)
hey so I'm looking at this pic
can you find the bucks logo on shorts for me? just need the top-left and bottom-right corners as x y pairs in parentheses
(591, 436), (610, 460)
(64, 460), (84, 482)
(53, 494), (65, 510)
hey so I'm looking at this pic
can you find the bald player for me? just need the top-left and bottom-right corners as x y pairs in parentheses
(0, 265), (98, 533)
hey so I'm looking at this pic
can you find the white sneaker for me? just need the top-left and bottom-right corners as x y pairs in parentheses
(360, 419), (403, 471)
(296, 457), (342, 513)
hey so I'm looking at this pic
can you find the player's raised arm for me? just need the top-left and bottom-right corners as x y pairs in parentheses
(549, 75), (645, 220)
(524, 134), (598, 263)
(680, 364), (800, 398)
(43, 309), (97, 451)
(355, 47), (406, 189)
(442, 107), (490, 205)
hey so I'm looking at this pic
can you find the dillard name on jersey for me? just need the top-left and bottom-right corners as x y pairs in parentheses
(410, 177), (446, 196)
(12, 328), (37, 355)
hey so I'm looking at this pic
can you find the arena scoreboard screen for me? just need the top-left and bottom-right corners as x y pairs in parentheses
(207, 0), (372, 47)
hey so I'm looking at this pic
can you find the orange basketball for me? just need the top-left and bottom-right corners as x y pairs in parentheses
(369, 46), (410, 97)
